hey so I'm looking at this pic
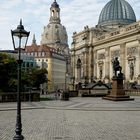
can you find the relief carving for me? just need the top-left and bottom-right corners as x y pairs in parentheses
(111, 50), (120, 58)
(98, 53), (105, 60)
(99, 66), (103, 80)
(130, 62), (134, 80)
(128, 57), (136, 80)
(127, 47), (137, 57)
(98, 61), (104, 80)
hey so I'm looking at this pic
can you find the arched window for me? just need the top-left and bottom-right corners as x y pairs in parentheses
(57, 11), (59, 17)
(52, 10), (54, 17)
(77, 58), (81, 68)
(77, 58), (82, 81)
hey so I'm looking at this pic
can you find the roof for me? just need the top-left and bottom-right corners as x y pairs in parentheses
(25, 44), (65, 60)
(51, 0), (59, 8)
(25, 44), (50, 53)
(98, 0), (136, 28)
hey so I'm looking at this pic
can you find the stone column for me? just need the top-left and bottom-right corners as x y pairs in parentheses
(105, 47), (110, 82)
(82, 51), (85, 78)
(84, 47), (89, 79)
(72, 50), (76, 78)
(94, 50), (97, 80)
(137, 39), (140, 84)
(91, 47), (94, 81)
(88, 46), (93, 82)
(120, 43), (126, 74)
(71, 54), (74, 76)
(74, 51), (78, 83)
(137, 39), (140, 75)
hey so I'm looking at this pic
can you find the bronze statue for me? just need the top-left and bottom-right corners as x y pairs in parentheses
(130, 62), (134, 80)
(112, 57), (122, 76)
(99, 67), (103, 80)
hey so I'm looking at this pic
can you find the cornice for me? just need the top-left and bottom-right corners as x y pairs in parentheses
(94, 28), (139, 46)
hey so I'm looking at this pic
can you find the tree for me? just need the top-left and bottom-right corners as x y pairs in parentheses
(29, 68), (48, 89)
(0, 53), (17, 91)
(0, 53), (48, 92)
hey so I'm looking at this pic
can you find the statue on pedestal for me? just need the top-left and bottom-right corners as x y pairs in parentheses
(112, 57), (122, 77)
(103, 57), (134, 101)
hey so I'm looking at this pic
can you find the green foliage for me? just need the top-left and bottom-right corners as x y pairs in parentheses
(0, 53), (48, 92)
(0, 53), (17, 91)
(29, 68), (48, 89)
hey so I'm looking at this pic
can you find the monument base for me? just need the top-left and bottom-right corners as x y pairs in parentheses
(103, 95), (134, 101)
(103, 75), (134, 101)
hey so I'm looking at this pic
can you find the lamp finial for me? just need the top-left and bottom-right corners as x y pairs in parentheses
(20, 19), (22, 25)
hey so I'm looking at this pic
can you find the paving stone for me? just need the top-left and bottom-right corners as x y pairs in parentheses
(0, 97), (140, 140)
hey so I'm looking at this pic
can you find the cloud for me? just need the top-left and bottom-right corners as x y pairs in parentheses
(0, 0), (21, 10)
(0, 0), (140, 50)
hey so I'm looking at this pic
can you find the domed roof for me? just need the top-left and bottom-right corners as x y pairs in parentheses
(98, 0), (136, 28)
(51, 0), (59, 8)
(41, 23), (68, 46)
(41, 0), (68, 48)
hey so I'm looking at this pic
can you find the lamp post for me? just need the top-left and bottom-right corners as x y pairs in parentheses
(11, 19), (30, 140)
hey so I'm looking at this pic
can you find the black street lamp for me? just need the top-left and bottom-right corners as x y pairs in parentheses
(11, 19), (30, 140)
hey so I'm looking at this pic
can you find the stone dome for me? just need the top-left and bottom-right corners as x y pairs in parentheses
(51, 1), (59, 8)
(41, 0), (68, 48)
(41, 23), (68, 46)
(98, 0), (136, 28)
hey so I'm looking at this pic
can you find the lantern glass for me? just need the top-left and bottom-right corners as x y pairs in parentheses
(11, 33), (19, 50)
(11, 20), (30, 50)
(21, 36), (29, 49)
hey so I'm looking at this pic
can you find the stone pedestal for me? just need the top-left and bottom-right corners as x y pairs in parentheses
(103, 75), (134, 101)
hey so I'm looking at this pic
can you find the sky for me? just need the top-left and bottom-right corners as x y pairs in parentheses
(0, 0), (140, 50)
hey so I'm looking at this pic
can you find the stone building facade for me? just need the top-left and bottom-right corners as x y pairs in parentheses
(41, 0), (70, 74)
(25, 0), (70, 92)
(25, 37), (66, 92)
(71, 0), (140, 86)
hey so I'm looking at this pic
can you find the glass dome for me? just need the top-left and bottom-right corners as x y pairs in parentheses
(98, 0), (136, 28)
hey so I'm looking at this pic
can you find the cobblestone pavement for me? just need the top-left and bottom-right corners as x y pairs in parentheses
(0, 97), (140, 140)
